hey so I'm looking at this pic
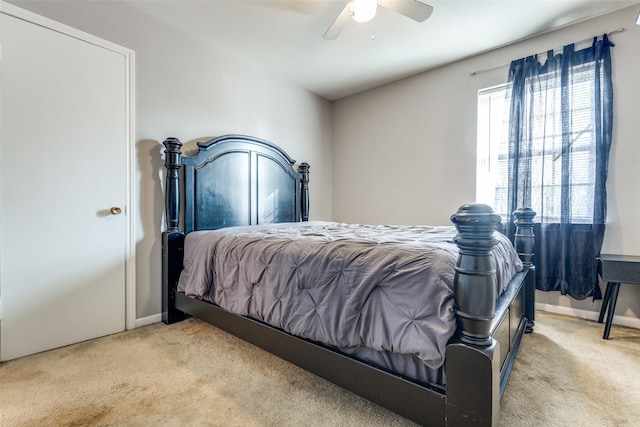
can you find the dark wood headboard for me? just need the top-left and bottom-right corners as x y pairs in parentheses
(163, 134), (310, 234)
(162, 134), (309, 323)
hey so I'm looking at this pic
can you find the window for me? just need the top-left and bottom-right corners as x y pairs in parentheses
(476, 61), (599, 224)
(478, 36), (613, 299)
(476, 85), (508, 216)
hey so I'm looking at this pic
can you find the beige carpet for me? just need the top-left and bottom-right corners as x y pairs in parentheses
(1, 311), (639, 426)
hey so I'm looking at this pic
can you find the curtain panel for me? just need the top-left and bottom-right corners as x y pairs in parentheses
(500, 35), (614, 299)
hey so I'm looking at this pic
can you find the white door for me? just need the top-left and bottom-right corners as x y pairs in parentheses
(0, 8), (133, 360)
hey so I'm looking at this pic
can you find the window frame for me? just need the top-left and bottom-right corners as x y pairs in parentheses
(476, 62), (598, 224)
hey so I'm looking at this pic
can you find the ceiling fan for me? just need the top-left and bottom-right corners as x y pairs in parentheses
(323, 0), (434, 40)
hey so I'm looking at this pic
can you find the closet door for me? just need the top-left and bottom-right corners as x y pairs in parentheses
(0, 9), (131, 360)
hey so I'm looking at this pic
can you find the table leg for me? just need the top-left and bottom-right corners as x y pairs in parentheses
(603, 282), (620, 340)
(598, 282), (612, 324)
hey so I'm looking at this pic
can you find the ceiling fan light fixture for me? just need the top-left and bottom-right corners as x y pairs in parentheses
(351, 0), (378, 23)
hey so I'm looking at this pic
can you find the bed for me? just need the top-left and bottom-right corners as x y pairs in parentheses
(161, 134), (536, 426)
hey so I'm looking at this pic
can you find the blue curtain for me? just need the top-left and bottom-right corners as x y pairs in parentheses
(501, 35), (614, 299)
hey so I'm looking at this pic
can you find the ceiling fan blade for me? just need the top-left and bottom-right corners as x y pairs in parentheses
(323, 2), (353, 40)
(382, 0), (433, 22)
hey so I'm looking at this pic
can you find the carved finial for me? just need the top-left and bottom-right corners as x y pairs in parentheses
(450, 203), (500, 225)
(163, 138), (182, 167)
(513, 207), (536, 225)
(450, 203), (501, 255)
(298, 162), (310, 174)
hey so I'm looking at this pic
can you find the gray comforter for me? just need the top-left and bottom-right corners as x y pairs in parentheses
(178, 221), (522, 377)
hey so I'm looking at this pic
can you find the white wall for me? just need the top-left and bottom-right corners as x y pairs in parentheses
(9, 1), (640, 327)
(11, 0), (334, 321)
(334, 6), (640, 322)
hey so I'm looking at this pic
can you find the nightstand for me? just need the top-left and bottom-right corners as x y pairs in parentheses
(597, 254), (640, 339)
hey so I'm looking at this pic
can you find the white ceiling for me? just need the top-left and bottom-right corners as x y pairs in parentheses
(126, 0), (638, 100)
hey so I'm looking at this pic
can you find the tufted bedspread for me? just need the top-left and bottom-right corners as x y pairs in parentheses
(177, 221), (522, 385)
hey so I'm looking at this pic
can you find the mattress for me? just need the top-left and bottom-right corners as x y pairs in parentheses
(177, 221), (522, 385)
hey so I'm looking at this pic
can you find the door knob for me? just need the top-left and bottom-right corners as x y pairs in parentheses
(110, 207), (122, 215)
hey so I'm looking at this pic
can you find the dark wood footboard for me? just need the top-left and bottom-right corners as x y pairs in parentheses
(447, 204), (535, 425)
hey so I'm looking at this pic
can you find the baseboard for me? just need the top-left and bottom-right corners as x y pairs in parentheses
(536, 302), (640, 330)
(134, 313), (162, 328)
(0, 301), (158, 328)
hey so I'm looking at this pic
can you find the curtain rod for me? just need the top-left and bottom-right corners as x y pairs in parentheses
(469, 27), (625, 76)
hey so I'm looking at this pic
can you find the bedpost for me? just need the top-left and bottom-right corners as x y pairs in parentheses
(446, 203), (501, 426)
(163, 137), (182, 232)
(450, 203), (501, 345)
(513, 207), (536, 333)
(162, 137), (186, 324)
(299, 162), (310, 222)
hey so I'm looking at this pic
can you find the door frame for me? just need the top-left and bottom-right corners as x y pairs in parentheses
(0, 1), (137, 330)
